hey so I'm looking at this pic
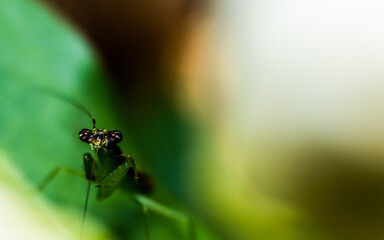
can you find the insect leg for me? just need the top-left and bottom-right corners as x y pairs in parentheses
(142, 204), (151, 240)
(39, 152), (97, 191)
(38, 166), (84, 191)
(120, 153), (138, 181)
(83, 152), (97, 180)
(81, 149), (99, 238)
(134, 194), (196, 240)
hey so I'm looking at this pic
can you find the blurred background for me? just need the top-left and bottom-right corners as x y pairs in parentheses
(2, 0), (384, 239)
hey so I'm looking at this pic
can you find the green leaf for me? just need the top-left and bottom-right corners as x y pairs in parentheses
(0, 0), (127, 238)
(0, 152), (113, 240)
(0, 0), (117, 201)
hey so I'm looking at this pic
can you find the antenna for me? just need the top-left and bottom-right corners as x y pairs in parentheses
(41, 88), (96, 128)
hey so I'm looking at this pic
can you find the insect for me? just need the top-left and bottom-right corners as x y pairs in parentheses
(38, 92), (194, 240)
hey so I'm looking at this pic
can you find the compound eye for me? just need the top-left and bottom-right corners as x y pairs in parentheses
(79, 129), (93, 143)
(108, 130), (123, 144)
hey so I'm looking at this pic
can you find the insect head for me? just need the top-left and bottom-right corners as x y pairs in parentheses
(79, 128), (122, 148)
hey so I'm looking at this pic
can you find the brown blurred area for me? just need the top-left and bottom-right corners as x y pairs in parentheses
(281, 144), (384, 240)
(39, 0), (209, 91)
